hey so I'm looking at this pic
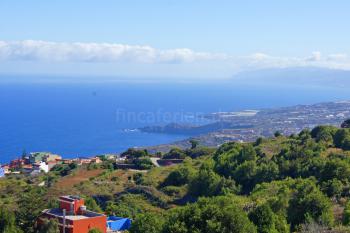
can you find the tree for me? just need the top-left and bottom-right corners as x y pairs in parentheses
(188, 161), (239, 197)
(133, 157), (154, 170)
(162, 164), (195, 187)
(121, 148), (148, 159)
(38, 218), (59, 233)
(130, 213), (164, 233)
(185, 147), (215, 159)
(163, 148), (187, 159)
(163, 196), (257, 233)
(341, 119), (350, 128)
(343, 201), (350, 225)
(321, 179), (343, 198)
(255, 137), (265, 146)
(333, 129), (350, 149)
(0, 208), (22, 233)
(321, 159), (350, 183)
(88, 228), (103, 233)
(84, 197), (102, 213)
(133, 173), (145, 185)
(188, 161), (222, 197)
(214, 143), (256, 179)
(233, 161), (257, 193)
(105, 194), (160, 219)
(287, 180), (333, 230)
(189, 139), (199, 149)
(310, 125), (337, 145)
(16, 187), (47, 233)
(274, 131), (282, 138)
(249, 204), (278, 233)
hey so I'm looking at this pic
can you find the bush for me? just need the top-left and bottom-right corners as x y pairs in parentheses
(185, 147), (215, 159)
(133, 157), (154, 170)
(161, 186), (185, 197)
(88, 228), (103, 233)
(106, 193), (164, 219)
(163, 196), (257, 233)
(38, 218), (59, 233)
(161, 165), (195, 187)
(0, 208), (22, 233)
(163, 148), (187, 159)
(311, 125), (337, 145)
(249, 204), (278, 233)
(130, 213), (164, 233)
(84, 197), (102, 213)
(248, 203), (289, 233)
(188, 161), (240, 197)
(343, 201), (350, 225)
(133, 173), (145, 185)
(341, 119), (350, 129)
(122, 148), (149, 159)
(287, 180), (333, 230)
(334, 129), (350, 149)
(321, 179), (344, 198)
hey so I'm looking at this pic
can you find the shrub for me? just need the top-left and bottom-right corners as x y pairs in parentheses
(163, 196), (257, 233)
(163, 148), (187, 159)
(287, 180), (333, 230)
(130, 213), (164, 233)
(88, 228), (103, 233)
(249, 204), (279, 233)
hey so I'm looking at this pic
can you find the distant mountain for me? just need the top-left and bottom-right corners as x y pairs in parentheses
(232, 67), (350, 88)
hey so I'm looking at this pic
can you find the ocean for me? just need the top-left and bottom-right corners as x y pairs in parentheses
(1, 81), (350, 163)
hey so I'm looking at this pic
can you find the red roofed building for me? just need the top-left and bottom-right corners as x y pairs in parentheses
(38, 196), (107, 233)
(9, 159), (25, 169)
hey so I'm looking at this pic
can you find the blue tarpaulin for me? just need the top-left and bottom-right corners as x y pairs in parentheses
(107, 216), (132, 231)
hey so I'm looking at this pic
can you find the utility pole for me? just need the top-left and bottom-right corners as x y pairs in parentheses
(63, 209), (66, 233)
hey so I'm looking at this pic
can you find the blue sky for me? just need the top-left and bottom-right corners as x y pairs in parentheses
(1, 0), (350, 79)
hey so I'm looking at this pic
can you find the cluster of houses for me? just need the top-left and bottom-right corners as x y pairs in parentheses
(0, 152), (61, 176)
(0, 152), (105, 177)
(0, 149), (184, 179)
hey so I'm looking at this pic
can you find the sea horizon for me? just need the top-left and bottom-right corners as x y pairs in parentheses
(1, 80), (350, 164)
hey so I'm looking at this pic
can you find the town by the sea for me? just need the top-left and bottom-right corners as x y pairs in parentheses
(1, 81), (350, 164)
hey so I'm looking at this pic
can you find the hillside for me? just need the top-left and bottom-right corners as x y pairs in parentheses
(2, 123), (350, 232)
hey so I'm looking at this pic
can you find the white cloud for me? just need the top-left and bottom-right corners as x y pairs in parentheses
(250, 53), (271, 60)
(0, 40), (225, 64)
(327, 53), (348, 61)
(0, 40), (350, 76)
(305, 51), (322, 62)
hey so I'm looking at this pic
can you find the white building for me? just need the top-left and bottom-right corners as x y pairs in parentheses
(33, 161), (49, 173)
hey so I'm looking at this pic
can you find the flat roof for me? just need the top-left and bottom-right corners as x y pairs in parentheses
(60, 195), (82, 201)
(42, 208), (105, 221)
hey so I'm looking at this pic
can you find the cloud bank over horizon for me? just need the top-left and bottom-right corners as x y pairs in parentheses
(0, 40), (350, 78)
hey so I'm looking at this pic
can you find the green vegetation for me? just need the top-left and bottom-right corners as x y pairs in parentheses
(37, 219), (59, 233)
(163, 196), (257, 233)
(130, 212), (164, 233)
(3, 123), (350, 232)
(88, 228), (103, 233)
(0, 208), (22, 233)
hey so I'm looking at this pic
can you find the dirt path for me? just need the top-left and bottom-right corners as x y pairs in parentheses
(150, 157), (160, 167)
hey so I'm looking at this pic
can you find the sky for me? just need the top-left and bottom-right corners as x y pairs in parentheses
(1, 0), (350, 80)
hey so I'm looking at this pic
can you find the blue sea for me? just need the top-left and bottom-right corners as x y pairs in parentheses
(1, 81), (350, 163)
